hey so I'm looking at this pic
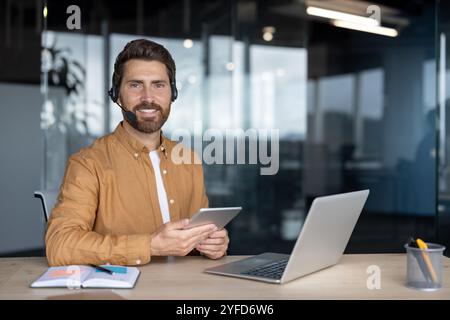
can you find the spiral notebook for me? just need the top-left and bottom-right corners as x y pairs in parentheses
(30, 265), (140, 289)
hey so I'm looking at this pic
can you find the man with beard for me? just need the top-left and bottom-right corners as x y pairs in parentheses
(45, 39), (229, 266)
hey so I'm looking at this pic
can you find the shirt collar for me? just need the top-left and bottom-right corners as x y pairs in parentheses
(113, 121), (169, 158)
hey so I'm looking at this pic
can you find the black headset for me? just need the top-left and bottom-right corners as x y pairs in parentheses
(108, 77), (178, 104)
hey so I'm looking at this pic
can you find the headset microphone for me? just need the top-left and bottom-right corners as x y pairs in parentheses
(108, 87), (139, 130)
(119, 106), (138, 128)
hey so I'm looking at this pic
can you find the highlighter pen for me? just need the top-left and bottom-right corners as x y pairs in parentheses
(408, 238), (432, 283)
(415, 238), (438, 284)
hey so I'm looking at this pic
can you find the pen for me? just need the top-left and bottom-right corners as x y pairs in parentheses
(415, 238), (438, 284)
(408, 238), (432, 283)
(89, 264), (114, 275)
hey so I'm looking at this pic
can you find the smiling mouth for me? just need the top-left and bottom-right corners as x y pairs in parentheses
(137, 108), (159, 116)
(139, 109), (156, 113)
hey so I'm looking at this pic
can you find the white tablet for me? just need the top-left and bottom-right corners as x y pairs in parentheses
(184, 207), (242, 230)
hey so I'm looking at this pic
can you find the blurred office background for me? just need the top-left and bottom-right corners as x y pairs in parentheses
(1, 0), (449, 257)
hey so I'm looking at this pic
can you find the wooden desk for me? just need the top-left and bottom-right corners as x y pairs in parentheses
(0, 254), (449, 300)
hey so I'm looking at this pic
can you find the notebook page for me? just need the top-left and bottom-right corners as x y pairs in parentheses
(82, 266), (140, 288)
(31, 266), (92, 288)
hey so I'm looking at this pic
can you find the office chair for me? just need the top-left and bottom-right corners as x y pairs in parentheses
(34, 190), (59, 222)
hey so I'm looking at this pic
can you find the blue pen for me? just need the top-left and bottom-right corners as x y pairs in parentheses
(89, 264), (114, 275)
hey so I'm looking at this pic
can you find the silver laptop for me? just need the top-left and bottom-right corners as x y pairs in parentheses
(204, 190), (369, 284)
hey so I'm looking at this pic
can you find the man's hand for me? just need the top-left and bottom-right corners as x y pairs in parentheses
(150, 219), (217, 256)
(195, 228), (229, 260)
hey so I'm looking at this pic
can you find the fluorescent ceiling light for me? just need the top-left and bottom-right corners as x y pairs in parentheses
(307, 6), (379, 27)
(332, 20), (398, 37)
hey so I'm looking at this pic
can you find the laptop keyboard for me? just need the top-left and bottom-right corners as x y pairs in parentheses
(241, 259), (289, 279)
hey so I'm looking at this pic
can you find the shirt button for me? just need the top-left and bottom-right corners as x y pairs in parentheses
(134, 153), (139, 158)
(169, 199), (175, 204)
(163, 169), (167, 175)
(136, 259), (141, 265)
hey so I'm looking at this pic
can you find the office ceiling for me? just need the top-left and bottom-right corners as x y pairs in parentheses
(0, 0), (432, 38)
(0, 0), (437, 84)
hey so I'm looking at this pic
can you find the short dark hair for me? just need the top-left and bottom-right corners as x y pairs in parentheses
(112, 39), (176, 89)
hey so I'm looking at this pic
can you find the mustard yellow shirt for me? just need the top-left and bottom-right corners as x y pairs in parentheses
(45, 122), (208, 266)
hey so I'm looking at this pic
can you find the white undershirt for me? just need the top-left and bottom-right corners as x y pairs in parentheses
(149, 151), (171, 223)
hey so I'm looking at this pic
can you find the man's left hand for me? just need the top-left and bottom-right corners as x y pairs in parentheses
(196, 228), (229, 259)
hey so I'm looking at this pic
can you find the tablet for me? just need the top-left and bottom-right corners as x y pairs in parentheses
(184, 207), (242, 230)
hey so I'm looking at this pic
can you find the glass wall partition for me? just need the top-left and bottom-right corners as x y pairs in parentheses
(37, 0), (444, 256)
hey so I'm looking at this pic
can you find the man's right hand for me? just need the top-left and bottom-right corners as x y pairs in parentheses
(150, 219), (217, 256)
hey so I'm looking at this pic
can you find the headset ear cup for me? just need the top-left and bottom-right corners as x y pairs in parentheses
(171, 82), (178, 101)
(108, 86), (118, 103)
(108, 87), (114, 102)
(114, 87), (119, 103)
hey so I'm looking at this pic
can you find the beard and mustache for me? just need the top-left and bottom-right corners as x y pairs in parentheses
(123, 101), (170, 134)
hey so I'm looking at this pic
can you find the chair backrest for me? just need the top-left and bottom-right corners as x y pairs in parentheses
(34, 190), (59, 222)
